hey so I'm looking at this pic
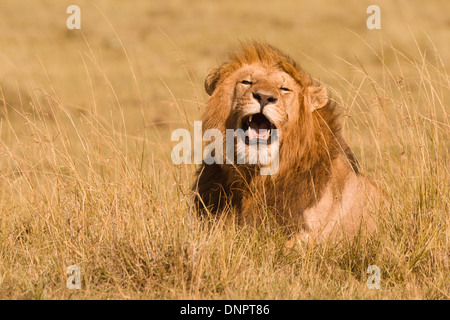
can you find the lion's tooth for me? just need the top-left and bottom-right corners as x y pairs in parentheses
(249, 114), (253, 122)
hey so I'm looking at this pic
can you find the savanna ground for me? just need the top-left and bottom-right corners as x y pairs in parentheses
(0, 0), (448, 299)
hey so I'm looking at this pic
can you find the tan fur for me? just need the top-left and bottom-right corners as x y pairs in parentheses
(194, 42), (388, 243)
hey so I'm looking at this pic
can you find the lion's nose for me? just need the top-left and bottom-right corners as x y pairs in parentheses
(252, 92), (278, 108)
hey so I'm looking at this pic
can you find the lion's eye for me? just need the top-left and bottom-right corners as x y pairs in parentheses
(280, 87), (291, 92)
(241, 80), (253, 85)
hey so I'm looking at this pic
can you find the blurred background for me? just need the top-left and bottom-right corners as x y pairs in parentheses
(0, 0), (448, 139)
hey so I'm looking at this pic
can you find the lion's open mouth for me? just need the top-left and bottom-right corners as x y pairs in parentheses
(241, 113), (277, 145)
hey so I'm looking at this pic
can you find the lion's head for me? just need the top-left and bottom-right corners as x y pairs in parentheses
(201, 42), (331, 174)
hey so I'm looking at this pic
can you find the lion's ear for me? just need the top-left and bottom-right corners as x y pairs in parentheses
(304, 85), (328, 112)
(204, 67), (222, 96)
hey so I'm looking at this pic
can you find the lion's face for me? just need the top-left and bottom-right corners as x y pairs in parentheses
(232, 65), (300, 138)
(203, 44), (329, 172)
(230, 65), (300, 168)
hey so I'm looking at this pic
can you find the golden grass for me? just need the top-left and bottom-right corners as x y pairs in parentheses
(0, 0), (448, 299)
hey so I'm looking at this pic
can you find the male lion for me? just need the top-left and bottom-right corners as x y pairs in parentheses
(193, 42), (387, 242)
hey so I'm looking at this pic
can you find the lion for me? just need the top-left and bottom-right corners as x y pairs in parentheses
(193, 42), (388, 243)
